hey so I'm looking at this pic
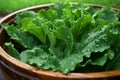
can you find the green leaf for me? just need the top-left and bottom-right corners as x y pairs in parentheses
(60, 52), (84, 73)
(14, 11), (36, 27)
(21, 17), (52, 44)
(42, 55), (60, 71)
(55, 26), (74, 55)
(20, 47), (48, 67)
(104, 22), (120, 70)
(52, 2), (65, 18)
(22, 23), (46, 44)
(81, 49), (114, 67)
(63, 8), (75, 20)
(54, 19), (66, 28)
(71, 15), (92, 41)
(97, 7), (118, 22)
(79, 25), (112, 58)
(37, 8), (57, 21)
(2, 24), (39, 49)
(21, 18), (33, 28)
(5, 42), (20, 60)
(20, 47), (60, 71)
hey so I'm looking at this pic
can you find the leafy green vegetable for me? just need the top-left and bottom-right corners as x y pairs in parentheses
(21, 18), (46, 44)
(5, 42), (20, 60)
(2, 24), (39, 49)
(55, 26), (74, 55)
(14, 11), (36, 27)
(20, 47), (49, 66)
(97, 7), (118, 22)
(2, 2), (120, 74)
(60, 52), (84, 73)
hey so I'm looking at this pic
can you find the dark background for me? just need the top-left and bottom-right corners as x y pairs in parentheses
(0, 70), (5, 80)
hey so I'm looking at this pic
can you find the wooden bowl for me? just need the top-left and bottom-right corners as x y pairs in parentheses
(0, 3), (120, 80)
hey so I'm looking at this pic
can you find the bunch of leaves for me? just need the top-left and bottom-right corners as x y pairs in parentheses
(1, 2), (120, 74)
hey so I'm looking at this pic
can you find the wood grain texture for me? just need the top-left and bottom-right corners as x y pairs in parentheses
(0, 3), (120, 80)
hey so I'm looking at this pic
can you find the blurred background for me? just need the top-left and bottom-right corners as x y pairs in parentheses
(0, 0), (120, 80)
(0, 0), (120, 15)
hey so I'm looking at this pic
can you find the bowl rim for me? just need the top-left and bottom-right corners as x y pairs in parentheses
(0, 3), (120, 79)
